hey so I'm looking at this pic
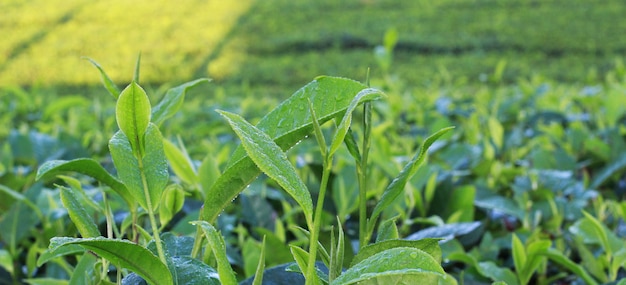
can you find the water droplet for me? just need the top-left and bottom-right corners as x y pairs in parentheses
(410, 252), (418, 259)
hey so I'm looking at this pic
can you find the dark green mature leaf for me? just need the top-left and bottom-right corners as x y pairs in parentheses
(59, 186), (100, 238)
(36, 158), (133, 206)
(152, 79), (210, 126)
(369, 127), (454, 230)
(202, 76), (383, 222)
(44, 237), (172, 285)
(83, 57), (120, 99)
(350, 239), (442, 267)
(218, 110), (314, 226)
(332, 247), (445, 285)
(192, 221), (238, 285)
(122, 257), (220, 285)
(116, 81), (151, 155)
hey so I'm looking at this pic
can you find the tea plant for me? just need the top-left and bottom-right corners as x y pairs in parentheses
(24, 57), (459, 285)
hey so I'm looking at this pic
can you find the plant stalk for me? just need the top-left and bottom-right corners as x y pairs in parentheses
(358, 102), (372, 248)
(138, 159), (167, 265)
(305, 156), (332, 285)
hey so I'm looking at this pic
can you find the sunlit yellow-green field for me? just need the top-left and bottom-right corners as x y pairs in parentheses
(0, 0), (252, 86)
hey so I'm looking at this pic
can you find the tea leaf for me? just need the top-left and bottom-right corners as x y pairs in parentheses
(36, 158), (133, 206)
(152, 79), (210, 126)
(202, 76), (383, 222)
(542, 248), (598, 285)
(217, 110), (314, 226)
(332, 247), (445, 285)
(142, 124), (169, 207)
(69, 253), (97, 285)
(45, 237), (172, 285)
(369, 126), (454, 229)
(110, 124), (168, 210)
(476, 261), (519, 285)
(163, 139), (198, 185)
(252, 236), (267, 285)
(116, 81), (151, 155)
(192, 221), (238, 285)
(59, 186), (100, 238)
(83, 57), (120, 99)
(350, 239), (442, 267)
(511, 234), (527, 283)
(329, 88), (385, 157)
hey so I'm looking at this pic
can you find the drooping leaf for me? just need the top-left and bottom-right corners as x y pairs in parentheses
(405, 221), (483, 244)
(59, 186), (100, 238)
(369, 127), (454, 229)
(152, 79), (210, 126)
(350, 239), (442, 267)
(542, 248), (598, 285)
(83, 57), (120, 99)
(192, 221), (238, 285)
(122, 257), (220, 285)
(36, 158), (133, 206)
(201, 76), (383, 222)
(217, 110), (314, 226)
(116, 81), (151, 155)
(328, 88), (384, 157)
(332, 247), (446, 285)
(44, 237), (172, 285)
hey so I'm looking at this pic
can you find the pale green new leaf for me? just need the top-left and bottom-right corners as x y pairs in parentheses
(116, 81), (151, 155)
(332, 247), (445, 285)
(163, 139), (198, 185)
(110, 131), (145, 209)
(45, 237), (172, 285)
(511, 234), (527, 283)
(142, 124), (169, 208)
(192, 221), (237, 285)
(152, 79), (210, 126)
(109, 125), (168, 210)
(59, 186), (100, 238)
(36, 158), (133, 206)
(217, 110), (314, 226)
(201, 76), (383, 222)
(369, 127), (454, 229)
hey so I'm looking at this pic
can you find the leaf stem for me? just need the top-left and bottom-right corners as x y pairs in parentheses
(138, 158), (167, 265)
(358, 102), (372, 248)
(306, 156), (332, 285)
